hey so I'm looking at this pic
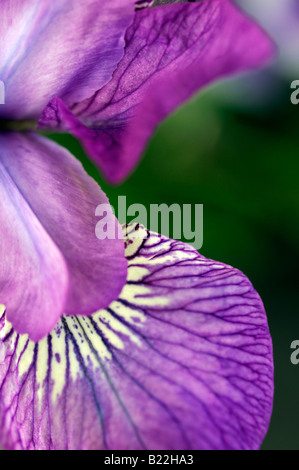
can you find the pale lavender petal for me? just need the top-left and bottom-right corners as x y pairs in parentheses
(136, 0), (193, 7)
(0, 132), (127, 341)
(0, 0), (135, 120)
(0, 225), (273, 450)
(40, 0), (275, 183)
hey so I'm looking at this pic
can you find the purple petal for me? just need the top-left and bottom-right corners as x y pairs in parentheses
(40, 0), (275, 183)
(235, 0), (299, 75)
(0, 225), (273, 450)
(0, 132), (127, 341)
(0, 0), (135, 120)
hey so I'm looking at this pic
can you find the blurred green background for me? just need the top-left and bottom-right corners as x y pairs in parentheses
(48, 70), (298, 450)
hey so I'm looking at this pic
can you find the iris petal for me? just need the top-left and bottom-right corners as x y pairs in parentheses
(0, 132), (127, 341)
(0, 0), (135, 120)
(0, 224), (273, 450)
(40, 0), (275, 183)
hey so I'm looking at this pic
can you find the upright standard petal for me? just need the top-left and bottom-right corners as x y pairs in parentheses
(0, 132), (127, 341)
(0, 225), (273, 450)
(40, 0), (275, 183)
(0, 0), (135, 120)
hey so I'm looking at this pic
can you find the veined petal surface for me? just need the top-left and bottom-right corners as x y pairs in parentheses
(0, 0), (135, 120)
(0, 132), (127, 341)
(0, 225), (273, 450)
(40, 0), (275, 182)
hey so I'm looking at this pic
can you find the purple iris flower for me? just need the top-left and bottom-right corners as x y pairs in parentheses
(0, 0), (274, 450)
(236, 0), (299, 76)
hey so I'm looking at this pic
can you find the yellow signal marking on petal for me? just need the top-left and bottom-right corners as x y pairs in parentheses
(15, 334), (29, 361)
(127, 266), (150, 282)
(1, 305), (148, 409)
(110, 301), (146, 325)
(77, 315), (112, 360)
(50, 324), (68, 403)
(36, 338), (49, 409)
(18, 337), (35, 378)
(62, 316), (108, 380)
(92, 315), (125, 351)
(124, 224), (147, 257)
(97, 310), (142, 347)
(120, 284), (170, 307)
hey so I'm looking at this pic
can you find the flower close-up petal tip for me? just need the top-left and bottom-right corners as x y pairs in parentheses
(39, 0), (276, 184)
(0, 132), (127, 341)
(0, 225), (273, 450)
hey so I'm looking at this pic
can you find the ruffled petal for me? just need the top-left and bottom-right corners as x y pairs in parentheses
(39, 0), (275, 183)
(0, 132), (127, 341)
(0, 224), (273, 450)
(0, 0), (135, 120)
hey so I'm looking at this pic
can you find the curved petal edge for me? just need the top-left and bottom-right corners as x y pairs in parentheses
(39, 0), (275, 183)
(0, 224), (273, 450)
